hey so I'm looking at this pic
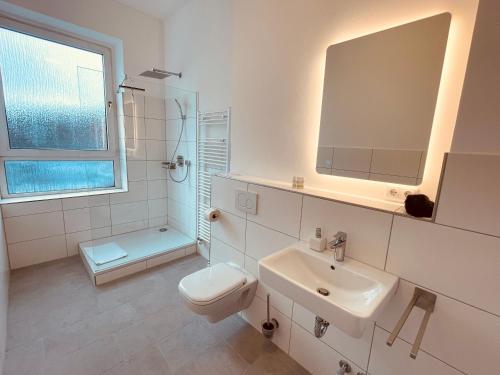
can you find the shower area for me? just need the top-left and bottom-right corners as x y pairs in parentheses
(80, 74), (202, 285)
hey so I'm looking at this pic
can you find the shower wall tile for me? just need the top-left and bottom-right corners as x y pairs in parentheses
(145, 140), (167, 161)
(127, 161), (148, 181)
(148, 216), (168, 228)
(167, 178), (196, 208)
(148, 198), (168, 219)
(4, 211), (65, 244)
(1, 199), (62, 218)
(110, 201), (148, 226)
(145, 119), (166, 140)
(8, 235), (67, 269)
(147, 180), (168, 199)
(111, 220), (148, 236)
(145, 96), (166, 120)
(63, 208), (91, 234)
(146, 161), (166, 180)
(61, 195), (109, 210)
(166, 140), (196, 162)
(165, 89), (197, 120)
(247, 184), (302, 237)
(109, 180), (148, 205)
(386, 216), (500, 315)
(166, 118), (196, 142)
(368, 328), (462, 375)
(89, 206), (111, 229)
(167, 198), (196, 238)
(300, 196), (392, 269)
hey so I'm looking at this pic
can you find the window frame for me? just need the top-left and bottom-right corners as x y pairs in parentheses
(0, 14), (122, 199)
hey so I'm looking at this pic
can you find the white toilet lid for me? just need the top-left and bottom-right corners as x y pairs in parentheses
(179, 263), (247, 305)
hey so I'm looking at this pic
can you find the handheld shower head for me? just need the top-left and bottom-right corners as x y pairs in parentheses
(174, 98), (185, 119)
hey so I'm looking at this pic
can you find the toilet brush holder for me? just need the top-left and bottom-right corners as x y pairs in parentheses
(261, 294), (279, 339)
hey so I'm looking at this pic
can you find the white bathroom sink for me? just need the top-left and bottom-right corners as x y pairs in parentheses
(258, 242), (399, 338)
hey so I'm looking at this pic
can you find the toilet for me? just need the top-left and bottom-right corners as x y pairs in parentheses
(178, 262), (257, 323)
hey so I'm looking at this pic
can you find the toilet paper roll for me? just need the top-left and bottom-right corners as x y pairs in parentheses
(205, 208), (221, 222)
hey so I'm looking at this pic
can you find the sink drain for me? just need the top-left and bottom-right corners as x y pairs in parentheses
(317, 287), (330, 296)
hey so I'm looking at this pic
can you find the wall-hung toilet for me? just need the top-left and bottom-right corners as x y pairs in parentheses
(178, 262), (257, 322)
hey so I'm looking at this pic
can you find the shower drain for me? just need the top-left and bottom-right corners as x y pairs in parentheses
(317, 287), (330, 296)
(159, 228), (168, 232)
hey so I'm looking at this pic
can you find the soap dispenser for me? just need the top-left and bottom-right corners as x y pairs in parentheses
(309, 227), (326, 252)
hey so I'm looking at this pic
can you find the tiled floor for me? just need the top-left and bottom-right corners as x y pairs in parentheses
(5, 254), (308, 375)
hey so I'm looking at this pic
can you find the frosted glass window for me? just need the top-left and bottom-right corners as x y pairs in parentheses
(4, 160), (115, 194)
(0, 27), (107, 150)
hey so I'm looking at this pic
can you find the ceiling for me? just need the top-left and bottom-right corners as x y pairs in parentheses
(116, 0), (186, 19)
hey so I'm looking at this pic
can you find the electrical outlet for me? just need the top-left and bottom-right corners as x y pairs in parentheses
(385, 185), (418, 203)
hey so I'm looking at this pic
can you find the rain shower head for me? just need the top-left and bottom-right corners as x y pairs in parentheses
(139, 68), (182, 79)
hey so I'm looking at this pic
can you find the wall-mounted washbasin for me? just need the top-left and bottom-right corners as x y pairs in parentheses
(258, 242), (399, 338)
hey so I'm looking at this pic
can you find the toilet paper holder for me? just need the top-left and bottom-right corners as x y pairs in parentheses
(386, 287), (436, 359)
(205, 208), (221, 222)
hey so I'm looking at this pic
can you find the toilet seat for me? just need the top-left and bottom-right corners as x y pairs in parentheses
(178, 263), (247, 306)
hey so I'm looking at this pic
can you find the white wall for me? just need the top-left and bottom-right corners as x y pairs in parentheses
(5, 0), (164, 77)
(165, 0), (478, 201)
(0, 211), (9, 375)
(210, 170), (500, 375)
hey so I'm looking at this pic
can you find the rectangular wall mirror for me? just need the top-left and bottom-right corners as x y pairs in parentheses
(317, 13), (451, 185)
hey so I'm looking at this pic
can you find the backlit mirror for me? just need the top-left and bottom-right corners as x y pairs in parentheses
(316, 13), (451, 185)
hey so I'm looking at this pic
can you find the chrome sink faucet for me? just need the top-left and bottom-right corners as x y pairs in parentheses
(328, 231), (347, 262)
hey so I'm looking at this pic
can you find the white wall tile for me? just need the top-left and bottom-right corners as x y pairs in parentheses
(91, 227), (111, 240)
(1, 200), (62, 218)
(167, 198), (196, 238)
(9, 235), (67, 269)
(89, 206), (111, 229)
(147, 180), (168, 199)
(244, 255), (293, 317)
(145, 119), (166, 140)
(211, 176), (248, 218)
(125, 138), (147, 160)
(165, 117), (196, 142)
(109, 180), (148, 205)
(371, 150), (421, 178)
(368, 327), (462, 375)
(300, 196), (392, 269)
(166, 140), (196, 162)
(290, 323), (364, 375)
(332, 147), (372, 172)
(4, 212), (65, 244)
(210, 237), (244, 267)
(66, 231), (92, 256)
(436, 153), (500, 236)
(111, 220), (148, 236)
(242, 295), (291, 353)
(387, 216), (500, 315)
(127, 161), (147, 181)
(123, 116), (145, 140)
(148, 216), (168, 228)
(110, 201), (148, 226)
(211, 210), (246, 251)
(146, 161), (166, 180)
(62, 195), (109, 210)
(167, 167), (196, 207)
(245, 221), (297, 260)
(376, 280), (500, 375)
(292, 303), (373, 369)
(145, 140), (167, 161)
(148, 198), (168, 219)
(63, 208), (91, 233)
(145, 96), (166, 120)
(248, 184), (302, 237)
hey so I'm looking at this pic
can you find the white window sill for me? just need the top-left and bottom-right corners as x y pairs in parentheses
(0, 188), (128, 205)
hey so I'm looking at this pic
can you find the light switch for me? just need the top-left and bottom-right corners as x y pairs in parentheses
(235, 189), (258, 215)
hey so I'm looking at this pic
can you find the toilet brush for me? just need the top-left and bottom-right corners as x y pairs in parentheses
(261, 294), (279, 339)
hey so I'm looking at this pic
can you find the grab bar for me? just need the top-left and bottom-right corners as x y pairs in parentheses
(386, 287), (436, 359)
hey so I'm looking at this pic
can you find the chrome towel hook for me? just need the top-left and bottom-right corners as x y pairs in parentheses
(386, 287), (436, 359)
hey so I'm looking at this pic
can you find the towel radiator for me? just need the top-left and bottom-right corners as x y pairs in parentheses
(196, 109), (231, 256)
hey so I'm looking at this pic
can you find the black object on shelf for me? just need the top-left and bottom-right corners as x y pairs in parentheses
(405, 194), (434, 218)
